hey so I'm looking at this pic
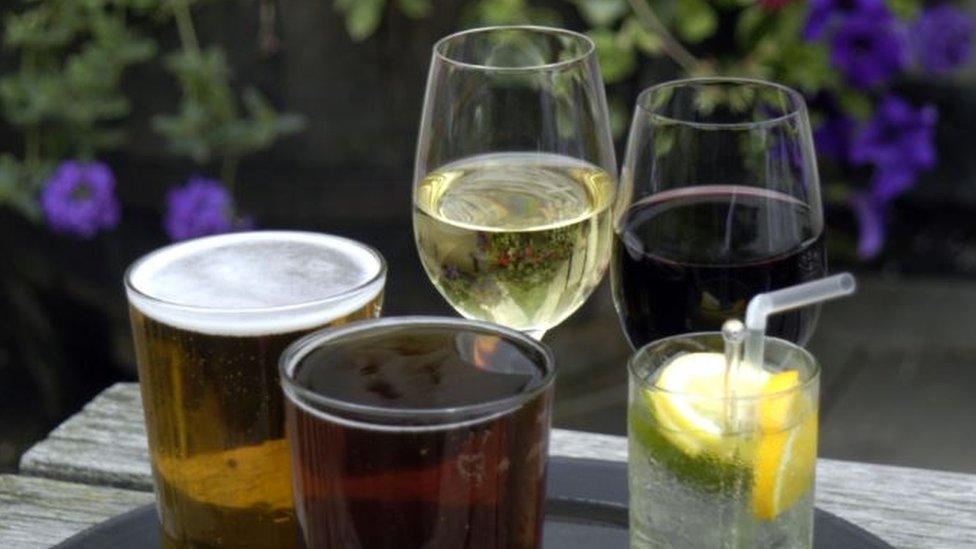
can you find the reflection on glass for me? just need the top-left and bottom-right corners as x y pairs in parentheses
(413, 26), (618, 339)
(612, 78), (826, 349)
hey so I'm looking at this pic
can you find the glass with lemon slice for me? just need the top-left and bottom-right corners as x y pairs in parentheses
(628, 331), (819, 548)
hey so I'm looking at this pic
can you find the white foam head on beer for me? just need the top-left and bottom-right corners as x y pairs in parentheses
(126, 231), (384, 336)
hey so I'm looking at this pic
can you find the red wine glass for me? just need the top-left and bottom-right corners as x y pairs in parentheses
(611, 78), (826, 349)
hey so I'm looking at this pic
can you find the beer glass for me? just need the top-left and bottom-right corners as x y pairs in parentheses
(125, 231), (386, 548)
(280, 316), (556, 548)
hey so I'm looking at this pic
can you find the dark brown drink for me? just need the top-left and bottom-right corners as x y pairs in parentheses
(125, 231), (386, 548)
(281, 318), (555, 549)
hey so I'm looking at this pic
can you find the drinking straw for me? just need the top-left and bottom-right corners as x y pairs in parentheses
(722, 319), (746, 430)
(743, 273), (857, 370)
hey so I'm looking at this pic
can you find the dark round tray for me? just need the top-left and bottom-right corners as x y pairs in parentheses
(55, 456), (891, 548)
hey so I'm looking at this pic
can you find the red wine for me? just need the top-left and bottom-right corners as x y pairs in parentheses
(611, 185), (826, 349)
(285, 325), (552, 549)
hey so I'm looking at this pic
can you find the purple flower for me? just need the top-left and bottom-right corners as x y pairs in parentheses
(830, 16), (906, 89)
(850, 193), (886, 259)
(850, 96), (937, 200)
(804, 0), (890, 41)
(814, 114), (855, 163)
(40, 161), (120, 239)
(870, 166), (917, 202)
(164, 177), (248, 241)
(913, 6), (973, 74)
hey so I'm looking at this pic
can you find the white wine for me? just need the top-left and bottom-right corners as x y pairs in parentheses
(413, 152), (615, 335)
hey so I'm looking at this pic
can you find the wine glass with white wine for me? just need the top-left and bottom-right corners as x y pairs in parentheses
(413, 26), (617, 339)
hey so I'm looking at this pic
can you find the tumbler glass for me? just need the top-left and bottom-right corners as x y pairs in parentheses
(628, 331), (819, 548)
(281, 316), (556, 549)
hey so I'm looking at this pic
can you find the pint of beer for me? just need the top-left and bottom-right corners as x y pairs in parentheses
(124, 231), (385, 548)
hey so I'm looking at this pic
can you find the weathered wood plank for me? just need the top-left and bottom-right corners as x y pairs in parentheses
(0, 475), (153, 548)
(19, 383), (151, 491)
(16, 382), (976, 549)
(550, 430), (976, 549)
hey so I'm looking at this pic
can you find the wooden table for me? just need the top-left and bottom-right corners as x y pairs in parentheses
(2, 383), (974, 548)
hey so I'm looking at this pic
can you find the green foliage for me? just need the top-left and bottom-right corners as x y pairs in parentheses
(335, 0), (387, 42)
(0, 0), (158, 219)
(0, 0), (307, 222)
(735, 3), (836, 95)
(735, 6), (773, 50)
(774, 43), (836, 93)
(836, 89), (873, 121)
(621, 16), (663, 55)
(396, 0), (434, 19)
(333, 0), (431, 40)
(673, 0), (717, 44)
(461, 0), (561, 26)
(575, 0), (630, 28)
(149, 1), (306, 188)
(153, 48), (305, 164)
(0, 154), (46, 220)
(588, 29), (636, 84)
(1, 5), (156, 144)
(885, 0), (920, 20)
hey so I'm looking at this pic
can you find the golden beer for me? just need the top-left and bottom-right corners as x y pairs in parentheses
(125, 231), (385, 548)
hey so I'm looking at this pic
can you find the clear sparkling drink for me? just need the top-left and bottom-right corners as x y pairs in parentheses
(628, 333), (819, 549)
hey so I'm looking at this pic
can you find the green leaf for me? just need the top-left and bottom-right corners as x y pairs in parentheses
(4, 7), (82, 50)
(461, 0), (561, 26)
(777, 43), (835, 93)
(621, 16), (663, 55)
(735, 6), (769, 50)
(772, 3), (808, 43)
(395, 0), (431, 18)
(0, 72), (68, 127)
(588, 29), (636, 84)
(674, 0), (717, 44)
(836, 90), (873, 121)
(575, 0), (629, 28)
(885, 0), (919, 19)
(0, 154), (40, 221)
(338, 0), (386, 41)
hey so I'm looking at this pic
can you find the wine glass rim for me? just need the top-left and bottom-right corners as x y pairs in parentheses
(628, 330), (820, 402)
(634, 77), (808, 130)
(279, 316), (557, 428)
(433, 25), (595, 72)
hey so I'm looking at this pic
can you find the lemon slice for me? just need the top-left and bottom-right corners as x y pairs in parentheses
(752, 372), (817, 520)
(648, 352), (769, 457)
(638, 353), (816, 512)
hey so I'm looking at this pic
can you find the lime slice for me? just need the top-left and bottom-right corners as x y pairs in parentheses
(629, 400), (751, 495)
